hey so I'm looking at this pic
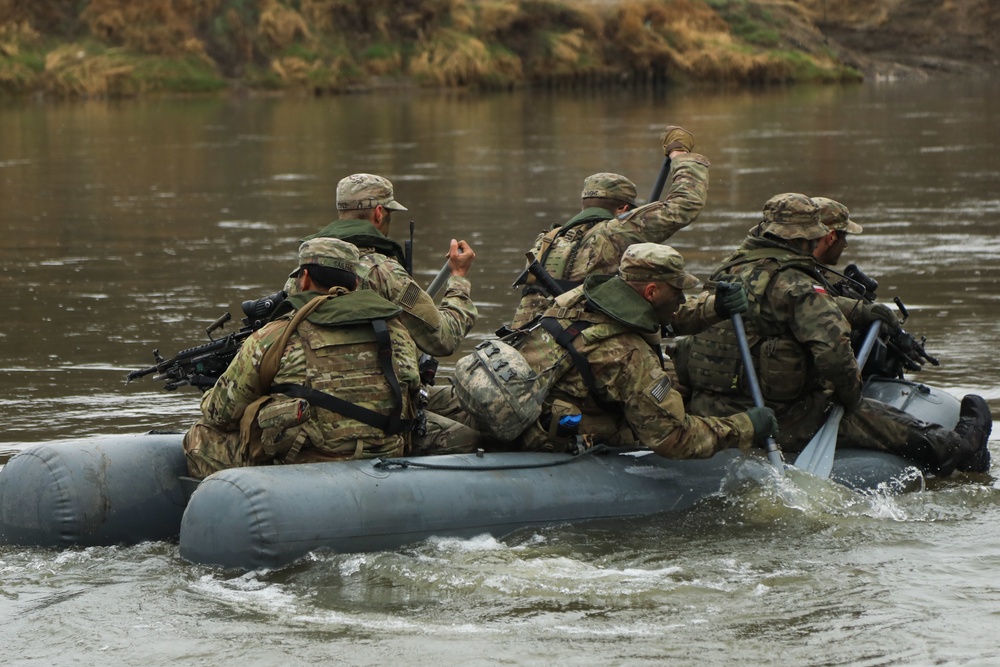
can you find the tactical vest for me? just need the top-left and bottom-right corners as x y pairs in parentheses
(521, 208), (615, 294)
(684, 243), (832, 402)
(248, 290), (416, 463)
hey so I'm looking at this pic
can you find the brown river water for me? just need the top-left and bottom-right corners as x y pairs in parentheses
(1, 79), (999, 665)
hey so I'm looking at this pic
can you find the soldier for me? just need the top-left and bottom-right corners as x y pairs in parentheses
(435, 243), (778, 459)
(811, 196), (861, 267)
(681, 193), (991, 476)
(293, 173), (478, 357)
(508, 125), (710, 329)
(808, 196), (902, 341)
(183, 238), (480, 479)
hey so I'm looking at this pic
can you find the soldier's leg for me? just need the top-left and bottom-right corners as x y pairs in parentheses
(425, 381), (478, 428)
(836, 397), (989, 476)
(182, 421), (248, 480)
(410, 410), (486, 455)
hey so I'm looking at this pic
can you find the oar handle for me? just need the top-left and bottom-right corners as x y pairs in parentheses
(731, 313), (785, 474)
(647, 156), (671, 202)
(856, 320), (883, 368)
(425, 260), (452, 300)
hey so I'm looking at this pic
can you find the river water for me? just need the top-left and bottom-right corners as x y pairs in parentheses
(2, 79), (999, 665)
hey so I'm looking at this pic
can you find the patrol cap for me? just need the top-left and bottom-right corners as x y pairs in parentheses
(336, 173), (408, 212)
(618, 242), (700, 289)
(581, 172), (638, 206)
(812, 197), (863, 234)
(759, 192), (829, 240)
(289, 237), (359, 278)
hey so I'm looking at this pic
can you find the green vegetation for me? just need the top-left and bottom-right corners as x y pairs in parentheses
(0, 0), (865, 98)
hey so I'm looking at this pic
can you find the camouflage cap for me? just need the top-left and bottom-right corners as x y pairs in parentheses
(289, 237), (359, 278)
(759, 193), (829, 240)
(618, 243), (699, 289)
(812, 197), (863, 234)
(336, 173), (408, 212)
(581, 173), (638, 206)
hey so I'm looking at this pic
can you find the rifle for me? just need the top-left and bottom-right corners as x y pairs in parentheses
(520, 252), (568, 299)
(830, 264), (938, 378)
(125, 290), (287, 391)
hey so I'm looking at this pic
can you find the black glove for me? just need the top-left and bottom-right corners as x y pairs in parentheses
(746, 406), (779, 447)
(714, 281), (748, 320)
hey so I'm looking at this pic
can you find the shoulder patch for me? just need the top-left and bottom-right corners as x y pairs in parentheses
(812, 285), (827, 295)
(399, 282), (421, 309)
(648, 376), (672, 403)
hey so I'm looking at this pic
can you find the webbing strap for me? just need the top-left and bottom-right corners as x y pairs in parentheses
(538, 317), (617, 413)
(268, 318), (411, 435)
(269, 383), (414, 435)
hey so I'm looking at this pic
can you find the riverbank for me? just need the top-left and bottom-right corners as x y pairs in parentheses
(0, 0), (995, 98)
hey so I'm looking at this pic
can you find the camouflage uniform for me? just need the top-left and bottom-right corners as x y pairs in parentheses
(184, 238), (480, 479)
(437, 244), (756, 458)
(289, 174), (477, 357)
(510, 151), (710, 328)
(681, 193), (974, 474)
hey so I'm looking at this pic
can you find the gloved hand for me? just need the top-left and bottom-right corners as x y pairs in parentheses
(661, 125), (694, 155)
(861, 302), (901, 333)
(746, 406), (779, 447)
(714, 281), (748, 319)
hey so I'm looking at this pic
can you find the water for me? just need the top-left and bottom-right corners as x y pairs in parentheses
(2, 79), (1000, 664)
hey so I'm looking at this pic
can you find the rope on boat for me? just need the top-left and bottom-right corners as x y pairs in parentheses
(373, 444), (631, 471)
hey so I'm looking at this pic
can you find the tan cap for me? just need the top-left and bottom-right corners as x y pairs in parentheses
(759, 193), (829, 240)
(812, 197), (863, 234)
(581, 173), (637, 206)
(336, 173), (408, 212)
(618, 243), (699, 289)
(289, 238), (359, 278)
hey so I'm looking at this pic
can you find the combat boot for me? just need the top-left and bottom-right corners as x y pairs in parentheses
(954, 394), (992, 473)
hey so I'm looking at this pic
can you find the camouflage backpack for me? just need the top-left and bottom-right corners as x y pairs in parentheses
(453, 338), (557, 442)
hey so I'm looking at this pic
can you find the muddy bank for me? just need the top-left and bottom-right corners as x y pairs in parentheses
(0, 0), (994, 98)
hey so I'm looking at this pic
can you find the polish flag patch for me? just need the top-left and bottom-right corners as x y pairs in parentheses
(812, 285), (827, 294)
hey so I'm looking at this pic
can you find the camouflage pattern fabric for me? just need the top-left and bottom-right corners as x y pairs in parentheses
(442, 285), (754, 457)
(684, 234), (968, 471)
(510, 152), (710, 328)
(183, 292), (421, 479)
(286, 219), (478, 357)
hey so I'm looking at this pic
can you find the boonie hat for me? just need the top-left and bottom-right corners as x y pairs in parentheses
(618, 242), (699, 289)
(811, 197), (863, 234)
(758, 193), (829, 240)
(336, 173), (408, 212)
(581, 173), (638, 207)
(289, 237), (359, 278)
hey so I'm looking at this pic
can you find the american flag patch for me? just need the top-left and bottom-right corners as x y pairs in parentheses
(400, 282), (421, 309)
(649, 377), (671, 403)
(813, 285), (827, 294)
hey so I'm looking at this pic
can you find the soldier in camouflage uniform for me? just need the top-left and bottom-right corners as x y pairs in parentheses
(433, 243), (779, 459)
(289, 173), (478, 357)
(679, 193), (991, 476)
(184, 238), (482, 479)
(811, 197), (862, 267)
(508, 125), (710, 329)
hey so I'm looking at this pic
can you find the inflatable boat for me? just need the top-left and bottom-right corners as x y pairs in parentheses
(0, 378), (960, 571)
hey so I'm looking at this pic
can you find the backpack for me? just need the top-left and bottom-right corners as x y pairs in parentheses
(452, 338), (554, 442)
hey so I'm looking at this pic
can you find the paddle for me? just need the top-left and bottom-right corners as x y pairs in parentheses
(794, 321), (883, 478)
(425, 260), (452, 300)
(648, 156), (671, 202)
(731, 312), (785, 475)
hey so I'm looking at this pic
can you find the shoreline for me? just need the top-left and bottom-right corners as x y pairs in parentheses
(0, 1), (995, 100)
